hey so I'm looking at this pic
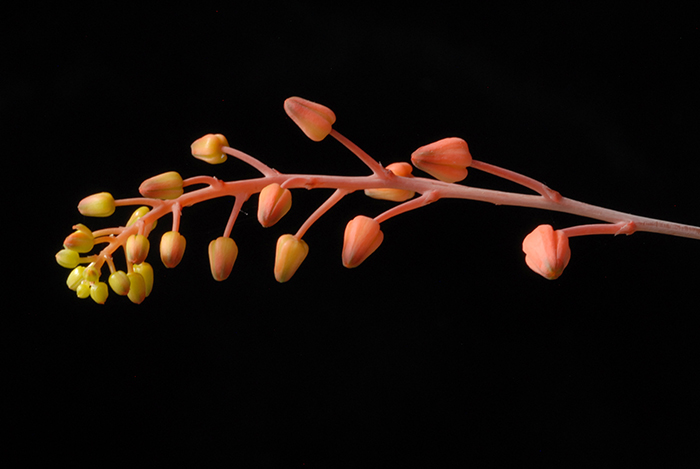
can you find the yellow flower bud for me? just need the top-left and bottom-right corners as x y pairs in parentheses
(257, 183), (292, 228)
(342, 216), (384, 268)
(132, 262), (154, 297)
(66, 266), (85, 290)
(90, 282), (109, 304)
(126, 206), (157, 231)
(160, 231), (186, 268)
(83, 263), (101, 283)
(274, 234), (309, 283)
(364, 162), (416, 202)
(76, 280), (91, 299)
(108, 270), (130, 295)
(55, 248), (80, 269)
(522, 224), (571, 280)
(283, 97), (336, 142)
(78, 192), (115, 217)
(411, 137), (472, 183)
(208, 237), (238, 281)
(138, 171), (184, 199)
(191, 133), (229, 164)
(126, 234), (150, 264)
(126, 272), (146, 304)
(63, 224), (94, 253)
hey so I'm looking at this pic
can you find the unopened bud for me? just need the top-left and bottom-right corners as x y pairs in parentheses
(126, 234), (150, 264)
(258, 183), (292, 227)
(342, 216), (384, 268)
(78, 192), (115, 217)
(364, 162), (415, 202)
(160, 231), (187, 268)
(284, 96), (336, 142)
(411, 137), (472, 183)
(274, 234), (309, 283)
(208, 237), (238, 281)
(522, 224), (571, 280)
(191, 134), (229, 164)
(139, 171), (184, 199)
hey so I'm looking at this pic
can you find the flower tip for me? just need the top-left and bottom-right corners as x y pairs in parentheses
(191, 134), (229, 164)
(284, 96), (336, 142)
(522, 224), (571, 280)
(139, 171), (184, 199)
(78, 192), (115, 217)
(208, 237), (238, 281)
(160, 231), (187, 268)
(342, 215), (384, 268)
(274, 234), (309, 282)
(257, 183), (292, 227)
(411, 137), (472, 183)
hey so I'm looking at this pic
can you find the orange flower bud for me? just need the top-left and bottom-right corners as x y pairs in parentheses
(522, 224), (571, 280)
(138, 171), (184, 199)
(191, 133), (229, 164)
(160, 231), (187, 268)
(63, 224), (94, 253)
(284, 96), (336, 142)
(274, 234), (309, 283)
(78, 192), (115, 217)
(364, 162), (416, 202)
(257, 183), (292, 227)
(342, 215), (384, 268)
(126, 234), (150, 264)
(411, 137), (472, 183)
(208, 237), (239, 281)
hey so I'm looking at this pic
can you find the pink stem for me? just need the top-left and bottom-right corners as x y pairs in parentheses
(561, 221), (637, 238)
(223, 195), (247, 238)
(294, 189), (351, 239)
(470, 160), (562, 202)
(222, 146), (278, 177)
(330, 129), (389, 176)
(374, 191), (440, 224)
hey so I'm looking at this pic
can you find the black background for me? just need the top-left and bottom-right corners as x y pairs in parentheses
(8, 3), (699, 465)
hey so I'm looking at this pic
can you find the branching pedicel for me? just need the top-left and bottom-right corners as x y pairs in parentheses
(55, 97), (700, 304)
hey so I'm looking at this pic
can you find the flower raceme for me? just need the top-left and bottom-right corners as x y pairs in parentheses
(55, 95), (700, 304)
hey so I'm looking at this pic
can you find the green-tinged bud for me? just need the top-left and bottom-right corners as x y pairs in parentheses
(257, 183), (292, 228)
(160, 231), (186, 268)
(522, 224), (571, 280)
(126, 234), (150, 264)
(78, 192), (115, 217)
(76, 280), (91, 299)
(66, 266), (85, 290)
(274, 234), (309, 283)
(138, 171), (184, 199)
(126, 272), (146, 304)
(208, 237), (238, 281)
(191, 133), (229, 164)
(411, 137), (472, 183)
(126, 206), (157, 231)
(83, 263), (101, 283)
(284, 97), (336, 142)
(56, 248), (80, 269)
(108, 271), (130, 296)
(90, 282), (108, 304)
(63, 224), (94, 253)
(364, 162), (416, 202)
(342, 215), (384, 268)
(132, 262), (153, 297)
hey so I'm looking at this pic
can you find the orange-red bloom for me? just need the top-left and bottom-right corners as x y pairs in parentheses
(522, 224), (571, 280)
(342, 215), (384, 268)
(284, 97), (336, 142)
(411, 137), (472, 183)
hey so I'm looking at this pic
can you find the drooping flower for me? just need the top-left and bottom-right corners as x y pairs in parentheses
(108, 270), (130, 296)
(78, 192), (115, 217)
(191, 133), (229, 164)
(522, 224), (571, 280)
(274, 234), (309, 282)
(139, 171), (184, 199)
(160, 231), (187, 268)
(126, 272), (146, 304)
(90, 282), (109, 304)
(55, 248), (80, 269)
(411, 137), (472, 183)
(257, 183), (292, 227)
(342, 216), (384, 268)
(132, 262), (154, 297)
(364, 162), (415, 202)
(208, 237), (238, 281)
(283, 97), (336, 142)
(126, 234), (150, 264)
(63, 224), (94, 253)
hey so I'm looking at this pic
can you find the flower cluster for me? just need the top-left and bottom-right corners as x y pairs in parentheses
(56, 96), (699, 303)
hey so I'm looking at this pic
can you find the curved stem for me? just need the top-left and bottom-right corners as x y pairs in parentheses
(330, 129), (388, 176)
(470, 159), (561, 202)
(294, 188), (351, 239)
(222, 146), (278, 177)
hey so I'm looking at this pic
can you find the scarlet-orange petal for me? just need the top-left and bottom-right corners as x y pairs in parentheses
(411, 137), (472, 183)
(342, 215), (384, 268)
(522, 224), (571, 280)
(284, 97), (336, 142)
